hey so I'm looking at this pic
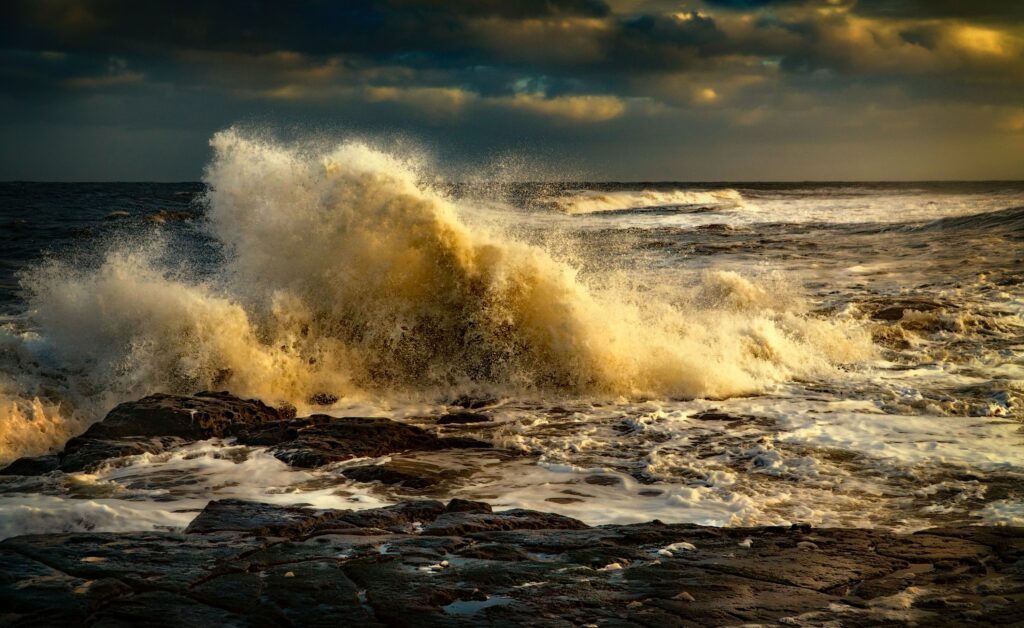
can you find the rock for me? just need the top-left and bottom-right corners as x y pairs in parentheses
(449, 394), (498, 410)
(184, 499), (353, 536)
(22, 391), (288, 474)
(83, 391), (285, 441)
(436, 411), (491, 425)
(444, 499), (492, 514)
(869, 298), (947, 321)
(0, 454), (59, 475)
(342, 463), (439, 489)
(333, 500), (446, 533)
(58, 436), (187, 473)
(0, 393), (493, 476)
(584, 474), (621, 486)
(238, 415), (491, 469)
(342, 457), (485, 490)
(1, 503), (1021, 626)
(420, 509), (589, 536)
(92, 590), (250, 625)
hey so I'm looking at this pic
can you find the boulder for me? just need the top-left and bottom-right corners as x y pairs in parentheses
(81, 391), (285, 441)
(237, 415), (491, 468)
(436, 411), (491, 425)
(0, 455), (59, 476)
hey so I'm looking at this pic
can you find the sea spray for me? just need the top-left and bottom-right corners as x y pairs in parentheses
(2, 129), (873, 462)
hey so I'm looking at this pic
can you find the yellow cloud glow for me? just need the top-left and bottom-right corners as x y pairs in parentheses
(494, 93), (627, 122)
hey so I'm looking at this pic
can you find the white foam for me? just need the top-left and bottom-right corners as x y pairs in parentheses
(549, 188), (743, 215)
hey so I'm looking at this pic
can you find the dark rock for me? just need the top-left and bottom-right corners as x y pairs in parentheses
(444, 499), (492, 514)
(0, 454), (59, 476)
(1, 392), (280, 474)
(14, 392), (494, 475)
(342, 463), (439, 489)
(421, 509), (588, 536)
(333, 500), (446, 533)
(83, 391), (284, 441)
(584, 474), (622, 486)
(185, 499), (352, 536)
(91, 590), (250, 626)
(449, 394), (498, 409)
(1, 502), (1022, 627)
(690, 409), (737, 421)
(245, 415), (491, 469)
(870, 298), (947, 321)
(59, 436), (187, 473)
(41, 391), (285, 473)
(186, 499), (454, 537)
(436, 411), (491, 425)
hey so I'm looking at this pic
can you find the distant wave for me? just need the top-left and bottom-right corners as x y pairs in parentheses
(547, 188), (744, 215)
(914, 205), (1024, 233)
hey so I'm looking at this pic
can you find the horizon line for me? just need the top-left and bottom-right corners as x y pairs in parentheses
(3, 179), (1024, 185)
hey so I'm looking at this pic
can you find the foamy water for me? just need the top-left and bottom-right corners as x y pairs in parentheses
(0, 131), (1021, 538)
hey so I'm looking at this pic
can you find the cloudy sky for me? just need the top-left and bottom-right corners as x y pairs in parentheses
(2, 0), (1022, 181)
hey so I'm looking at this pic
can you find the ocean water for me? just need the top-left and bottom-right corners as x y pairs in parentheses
(0, 130), (1021, 538)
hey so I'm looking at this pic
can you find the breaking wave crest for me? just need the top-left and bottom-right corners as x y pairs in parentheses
(548, 188), (744, 215)
(2, 130), (873, 462)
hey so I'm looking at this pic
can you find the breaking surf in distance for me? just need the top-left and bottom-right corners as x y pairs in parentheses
(546, 188), (744, 215)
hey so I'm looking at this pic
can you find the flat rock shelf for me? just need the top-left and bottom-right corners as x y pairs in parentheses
(1, 497), (1021, 626)
(1, 392), (1021, 626)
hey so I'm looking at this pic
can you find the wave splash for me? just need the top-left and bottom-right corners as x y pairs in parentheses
(3, 130), (872, 462)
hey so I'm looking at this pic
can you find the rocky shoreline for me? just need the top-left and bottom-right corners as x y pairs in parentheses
(1, 393), (1022, 625)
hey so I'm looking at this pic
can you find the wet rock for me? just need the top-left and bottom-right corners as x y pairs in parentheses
(444, 499), (492, 514)
(869, 298), (947, 321)
(420, 509), (588, 536)
(83, 391), (285, 441)
(584, 474), (622, 486)
(58, 436), (187, 473)
(332, 500), (446, 533)
(0, 454), (59, 476)
(0, 391), (496, 477)
(184, 499), (353, 536)
(241, 415), (491, 469)
(91, 590), (249, 626)
(2, 392), (287, 475)
(342, 463), (440, 489)
(436, 411), (491, 425)
(1, 502), (1021, 627)
(449, 394), (498, 410)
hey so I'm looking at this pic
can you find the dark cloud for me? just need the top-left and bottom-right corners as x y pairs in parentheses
(701, 0), (813, 9)
(0, 0), (1021, 180)
(852, 0), (1024, 20)
(0, 0), (609, 57)
(390, 0), (611, 18)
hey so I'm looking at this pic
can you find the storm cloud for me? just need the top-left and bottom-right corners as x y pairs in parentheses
(1, 0), (1021, 180)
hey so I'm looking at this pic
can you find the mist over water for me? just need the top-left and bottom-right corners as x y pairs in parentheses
(0, 129), (1021, 536)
